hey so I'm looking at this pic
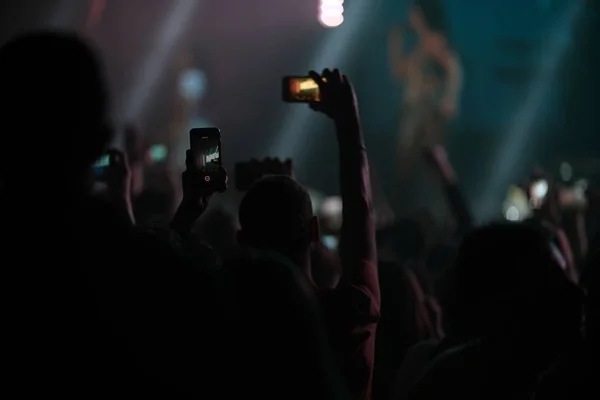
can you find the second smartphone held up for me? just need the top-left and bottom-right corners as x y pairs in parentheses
(282, 76), (322, 103)
(190, 127), (222, 183)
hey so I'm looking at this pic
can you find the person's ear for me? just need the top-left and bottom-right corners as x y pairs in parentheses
(310, 216), (320, 244)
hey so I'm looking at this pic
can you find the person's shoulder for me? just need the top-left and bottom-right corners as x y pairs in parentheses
(534, 347), (593, 399)
(408, 340), (483, 399)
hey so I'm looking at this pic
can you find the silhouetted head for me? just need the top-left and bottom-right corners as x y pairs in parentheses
(0, 31), (111, 191)
(238, 175), (319, 272)
(443, 223), (582, 349)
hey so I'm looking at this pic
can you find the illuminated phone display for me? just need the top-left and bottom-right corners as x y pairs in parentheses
(282, 76), (324, 102)
(190, 127), (222, 183)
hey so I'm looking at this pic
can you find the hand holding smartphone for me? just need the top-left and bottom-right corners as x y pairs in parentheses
(190, 127), (222, 178)
(188, 127), (226, 193)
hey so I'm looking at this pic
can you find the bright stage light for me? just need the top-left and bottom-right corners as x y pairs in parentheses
(319, 0), (344, 28)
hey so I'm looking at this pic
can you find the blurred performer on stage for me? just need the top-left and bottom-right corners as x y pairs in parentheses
(389, 0), (462, 219)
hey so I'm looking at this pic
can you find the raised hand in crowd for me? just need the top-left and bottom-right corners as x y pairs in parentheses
(171, 149), (227, 239)
(309, 68), (377, 277)
(309, 68), (359, 124)
(309, 68), (380, 400)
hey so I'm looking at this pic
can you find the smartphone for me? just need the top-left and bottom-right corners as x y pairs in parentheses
(149, 144), (168, 163)
(282, 76), (321, 102)
(92, 154), (110, 178)
(190, 127), (221, 182)
(529, 179), (548, 208)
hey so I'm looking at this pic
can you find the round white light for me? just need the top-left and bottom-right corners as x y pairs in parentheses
(532, 180), (549, 199)
(319, 12), (344, 27)
(178, 69), (207, 101)
(320, 4), (344, 14)
(505, 206), (520, 221)
(321, 196), (343, 217)
(319, 0), (344, 28)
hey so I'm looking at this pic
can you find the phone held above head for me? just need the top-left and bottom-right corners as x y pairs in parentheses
(189, 127), (222, 184)
(282, 76), (325, 103)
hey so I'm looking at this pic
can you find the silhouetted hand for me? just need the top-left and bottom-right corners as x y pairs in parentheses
(105, 148), (131, 199)
(308, 68), (358, 122)
(181, 149), (227, 210)
(172, 150), (227, 238)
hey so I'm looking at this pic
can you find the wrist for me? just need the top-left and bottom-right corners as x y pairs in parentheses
(179, 197), (204, 214)
(441, 167), (456, 183)
(335, 114), (364, 146)
(334, 110), (360, 128)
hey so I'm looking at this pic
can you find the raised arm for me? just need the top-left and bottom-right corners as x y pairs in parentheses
(309, 69), (380, 302)
(389, 26), (410, 79)
(439, 50), (462, 117)
(424, 145), (473, 236)
(170, 150), (227, 240)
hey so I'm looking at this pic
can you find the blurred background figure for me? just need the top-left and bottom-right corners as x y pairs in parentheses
(388, 0), (462, 221)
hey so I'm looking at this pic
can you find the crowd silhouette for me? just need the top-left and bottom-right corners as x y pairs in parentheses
(1, 30), (596, 400)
